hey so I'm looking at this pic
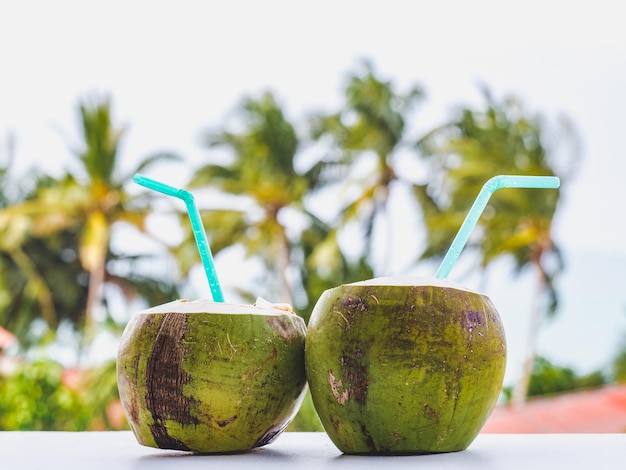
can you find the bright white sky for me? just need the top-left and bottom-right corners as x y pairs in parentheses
(1, 1), (625, 383)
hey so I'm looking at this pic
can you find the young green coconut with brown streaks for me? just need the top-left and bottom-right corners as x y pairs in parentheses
(117, 298), (307, 453)
(305, 276), (506, 455)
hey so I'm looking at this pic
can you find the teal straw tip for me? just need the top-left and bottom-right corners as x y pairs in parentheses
(489, 174), (561, 191)
(435, 174), (561, 280)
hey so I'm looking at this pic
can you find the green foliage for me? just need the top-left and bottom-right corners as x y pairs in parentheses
(298, 222), (374, 323)
(612, 336), (626, 383)
(0, 359), (89, 430)
(77, 95), (123, 185)
(0, 171), (89, 343)
(576, 370), (608, 390)
(527, 358), (577, 397)
(309, 60), (424, 268)
(417, 89), (568, 301)
(82, 359), (128, 430)
(184, 90), (373, 319)
(287, 389), (324, 432)
(502, 356), (607, 401)
(187, 92), (310, 306)
(0, 96), (180, 345)
(0, 357), (128, 431)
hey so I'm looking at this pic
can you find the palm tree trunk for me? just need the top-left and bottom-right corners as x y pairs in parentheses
(77, 255), (106, 365)
(80, 216), (111, 359)
(511, 263), (545, 406)
(378, 201), (394, 276)
(371, 179), (393, 276)
(276, 223), (294, 306)
(85, 258), (106, 333)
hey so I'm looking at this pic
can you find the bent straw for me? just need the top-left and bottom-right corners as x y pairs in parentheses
(133, 173), (225, 302)
(435, 175), (560, 280)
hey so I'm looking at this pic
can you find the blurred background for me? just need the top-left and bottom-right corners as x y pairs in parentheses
(0, 0), (625, 432)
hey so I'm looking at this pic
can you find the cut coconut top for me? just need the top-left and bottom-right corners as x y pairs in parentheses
(347, 276), (476, 293)
(141, 297), (294, 316)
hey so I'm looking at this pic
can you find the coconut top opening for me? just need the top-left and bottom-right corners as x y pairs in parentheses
(347, 276), (477, 293)
(140, 297), (294, 316)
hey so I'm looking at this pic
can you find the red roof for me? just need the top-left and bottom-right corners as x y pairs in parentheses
(0, 326), (16, 349)
(482, 384), (626, 433)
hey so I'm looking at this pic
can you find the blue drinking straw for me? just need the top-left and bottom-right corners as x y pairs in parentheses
(435, 175), (561, 280)
(133, 173), (225, 302)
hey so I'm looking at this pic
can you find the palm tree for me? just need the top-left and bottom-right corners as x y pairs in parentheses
(0, 143), (82, 343)
(309, 60), (424, 274)
(0, 214), (88, 344)
(180, 91), (373, 323)
(0, 146), (51, 341)
(297, 213), (374, 320)
(69, 96), (182, 331)
(415, 87), (580, 405)
(0, 95), (180, 345)
(187, 92), (315, 306)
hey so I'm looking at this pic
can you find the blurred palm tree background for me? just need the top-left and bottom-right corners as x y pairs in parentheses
(0, 61), (623, 431)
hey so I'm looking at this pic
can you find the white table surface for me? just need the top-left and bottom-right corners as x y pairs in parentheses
(2, 431), (624, 469)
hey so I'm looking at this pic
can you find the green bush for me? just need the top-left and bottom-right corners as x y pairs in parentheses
(0, 359), (90, 430)
(0, 358), (126, 431)
(287, 388), (324, 432)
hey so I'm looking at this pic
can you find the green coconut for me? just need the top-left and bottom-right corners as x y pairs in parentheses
(305, 276), (506, 454)
(116, 299), (307, 453)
